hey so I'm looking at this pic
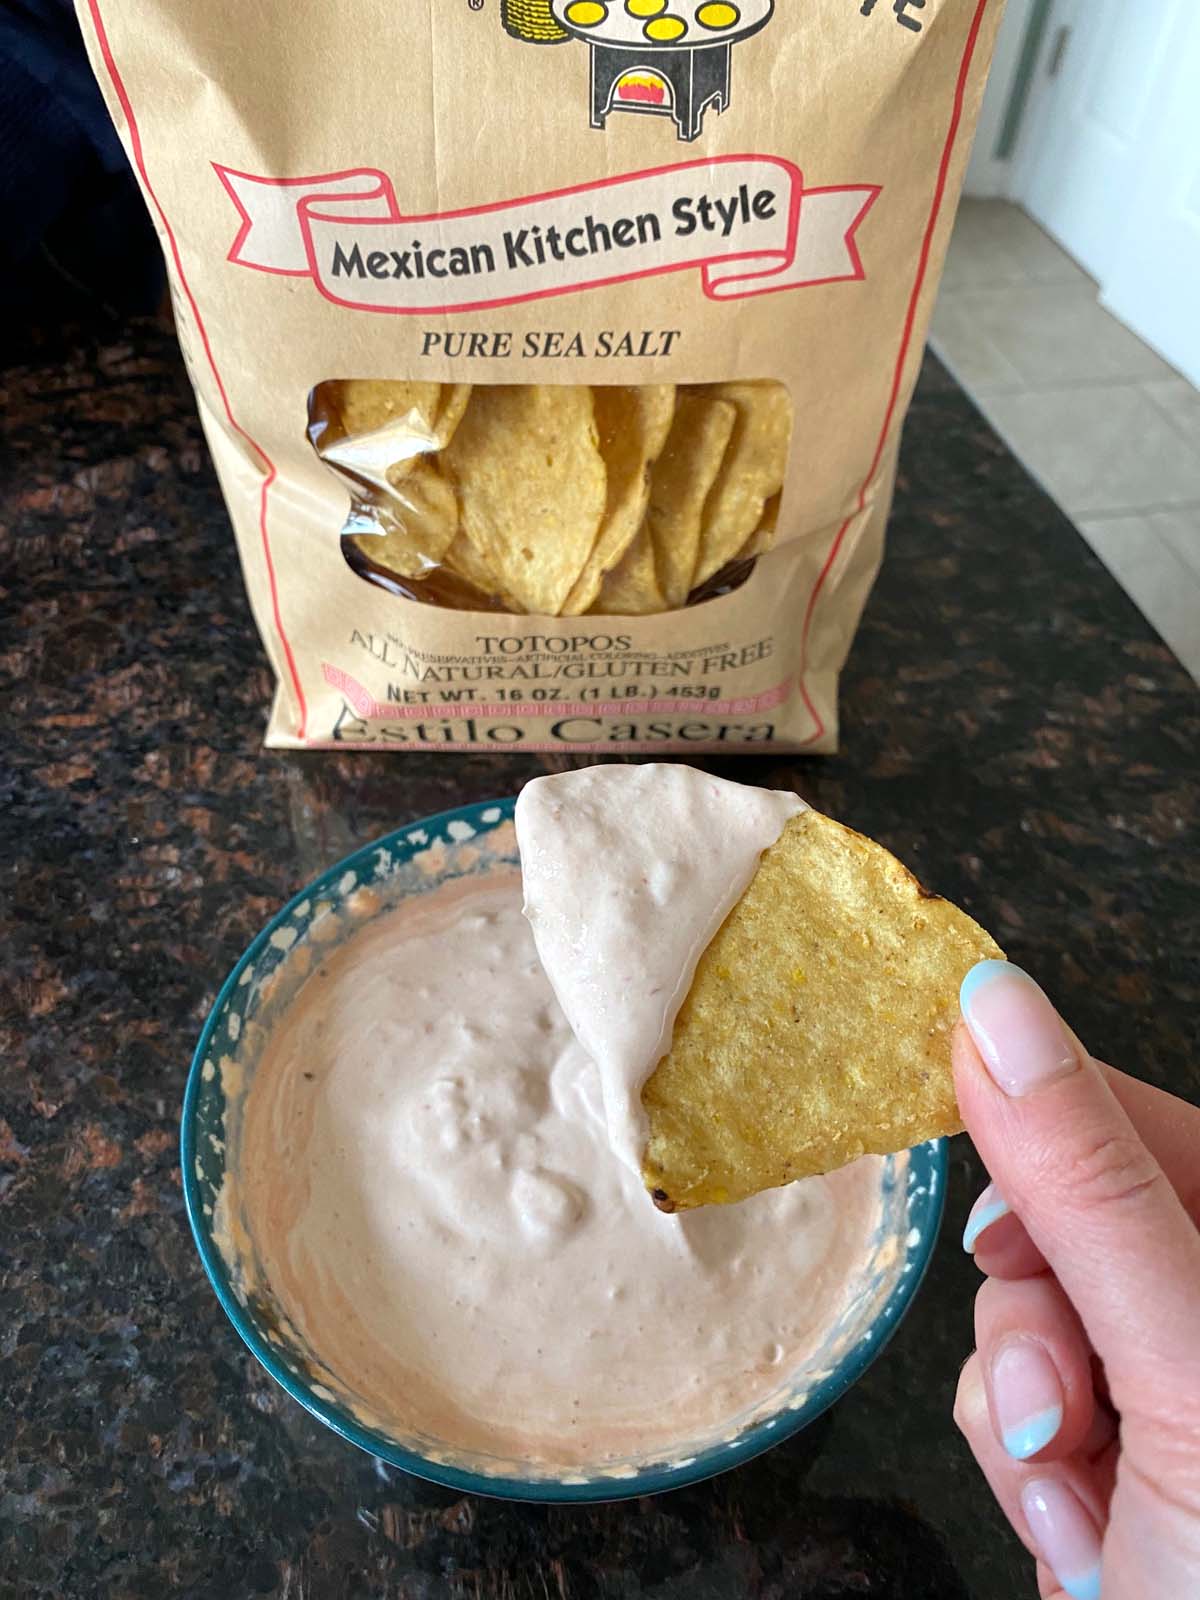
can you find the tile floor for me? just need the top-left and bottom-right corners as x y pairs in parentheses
(930, 199), (1200, 681)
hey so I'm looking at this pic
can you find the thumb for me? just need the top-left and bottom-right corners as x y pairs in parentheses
(953, 961), (1200, 1417)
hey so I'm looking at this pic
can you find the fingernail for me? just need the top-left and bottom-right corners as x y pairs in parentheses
(991, 1337), (1064, 1460)
(959, 961), (1079, 1097)
(962, 1181), (1010, 1253)
(1020, 1478), (1102, 1600)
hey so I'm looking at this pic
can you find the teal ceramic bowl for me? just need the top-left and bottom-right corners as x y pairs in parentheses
(182, 796), (947, 1502)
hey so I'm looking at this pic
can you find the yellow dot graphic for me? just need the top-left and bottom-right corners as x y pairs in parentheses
(566, 0), (607, 24)
(644, 13), (686, 39)
(696, 1), (739, 27)
(625, 0), (665, 15)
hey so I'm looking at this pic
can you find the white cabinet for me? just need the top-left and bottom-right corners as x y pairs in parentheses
(1012, 0), (1200, 385)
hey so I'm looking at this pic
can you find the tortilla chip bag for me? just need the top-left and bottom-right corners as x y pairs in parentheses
(642, 809), (1003, 1210)
(77, 0), (1003, 749)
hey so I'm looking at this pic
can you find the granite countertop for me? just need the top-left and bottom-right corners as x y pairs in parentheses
(2, 325), (1197, 1600)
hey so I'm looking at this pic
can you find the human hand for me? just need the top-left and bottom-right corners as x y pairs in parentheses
(951, 960), (1200, 1599)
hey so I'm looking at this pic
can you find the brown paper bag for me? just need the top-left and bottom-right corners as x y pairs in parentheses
(75, 0), (1002, 752)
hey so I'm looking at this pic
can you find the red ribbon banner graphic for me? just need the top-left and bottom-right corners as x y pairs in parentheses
(215, 156), (879, 315)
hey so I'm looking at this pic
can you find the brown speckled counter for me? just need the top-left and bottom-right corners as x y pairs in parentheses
(1, 325), (1198, 1600)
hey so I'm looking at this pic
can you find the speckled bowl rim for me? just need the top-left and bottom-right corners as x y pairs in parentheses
(182, 795), (948, 1503)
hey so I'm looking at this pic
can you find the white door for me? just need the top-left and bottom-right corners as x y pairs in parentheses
(964, 0), (1037, 198)
(1013, 0), (1200, 385)
(1100, 10), (1200, 388)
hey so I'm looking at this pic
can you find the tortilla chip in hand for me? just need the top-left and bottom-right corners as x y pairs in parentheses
(641, 809), (1003, 1210)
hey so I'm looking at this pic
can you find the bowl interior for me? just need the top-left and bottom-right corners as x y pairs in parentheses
(183, 797), (947, 1501)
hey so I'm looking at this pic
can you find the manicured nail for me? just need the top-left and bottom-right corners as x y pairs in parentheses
(962, 1181), (1010, 1253)
(991, 1337), (1063, 1460)
(959, 961), (1079, 1097)
(1021, 1478), (1102, 1599)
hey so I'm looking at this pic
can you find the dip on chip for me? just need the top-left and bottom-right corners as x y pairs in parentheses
(444, 385), (607, 615)
(518, 766), (999, 1208)
(641, 809), (1003, 1210)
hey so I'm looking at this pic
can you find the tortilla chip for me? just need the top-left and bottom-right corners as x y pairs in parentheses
(641, 809), (1003, 1209)
(329, 380), (442, 470)
(434, 383), (472, 439)
(323, 381), (472, 483)
(332, 380), (441, 437)
(589, 526), (665, 614)
(321, 421), (441, 499)
(646, 393), (737, 608)
(444, 385), (606, 615)
(561, 385), (676, 615)
(738, 494), (781, 561)
(691, 382), (792, 589)
(347, 462), (459, 577)
(442, 531), (518, 606)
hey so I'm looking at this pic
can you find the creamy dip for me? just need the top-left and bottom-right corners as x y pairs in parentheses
(237, 770), (885, 1469)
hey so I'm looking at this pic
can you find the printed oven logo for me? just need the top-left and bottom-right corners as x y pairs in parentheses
(496, 0), (773, 143)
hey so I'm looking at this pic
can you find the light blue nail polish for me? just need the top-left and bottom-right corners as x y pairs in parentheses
(1061, 1567), (1102, 1600)
(1002, 1404), (1063, 1461)
(959, 958), (1016, 1015)
(962, 1195), (1011, 1254)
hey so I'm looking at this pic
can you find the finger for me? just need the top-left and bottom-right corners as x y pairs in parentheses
(954, 963), (1200, 1407)
(1035, 1561), (1065, 1600)
(956, 1353), (1040, 1561)
(1099, 1062), (1200, 1226)
(963, 1182), (1050, 1279)
(1021, 1476), (1109, 1600)
(974, 1274), (1095, 1462)
(956, 1354), (1115, 1534)
(955, 1353), (1112, 1600)
(964, 1059), (1200, 1275)
(972, 1209), (1048, 1280)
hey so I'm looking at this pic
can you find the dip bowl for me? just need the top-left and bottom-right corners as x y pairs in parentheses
(182, 797), (947, 1502)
